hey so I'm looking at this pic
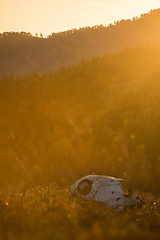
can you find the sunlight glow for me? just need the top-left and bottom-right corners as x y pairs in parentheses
(1, 0), (160, 36)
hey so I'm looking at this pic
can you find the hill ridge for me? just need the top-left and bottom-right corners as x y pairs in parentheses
(1, 8), (160, 78)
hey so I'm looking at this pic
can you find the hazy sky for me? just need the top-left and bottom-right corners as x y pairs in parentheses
(1, 0), (160, 36)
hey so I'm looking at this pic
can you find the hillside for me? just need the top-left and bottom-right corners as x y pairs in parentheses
(1, 46), (160, 194)
(1, 8), (160, 78)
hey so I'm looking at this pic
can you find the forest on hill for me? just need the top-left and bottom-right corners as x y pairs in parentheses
(0, 8), (160, 79)
(1, 46), (160, 195)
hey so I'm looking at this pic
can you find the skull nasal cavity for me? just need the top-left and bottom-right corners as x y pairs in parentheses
(77, 179), (92, 195)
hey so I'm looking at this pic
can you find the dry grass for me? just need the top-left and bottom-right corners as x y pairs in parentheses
(0, 184), (159, 240)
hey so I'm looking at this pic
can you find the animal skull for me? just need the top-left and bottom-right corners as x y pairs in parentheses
(69, 175), (141, 210)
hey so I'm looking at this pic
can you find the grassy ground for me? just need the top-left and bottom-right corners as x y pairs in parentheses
(0, 184), (159, 240)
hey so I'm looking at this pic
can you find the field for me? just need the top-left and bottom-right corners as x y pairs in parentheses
(0, 184), (159, 240)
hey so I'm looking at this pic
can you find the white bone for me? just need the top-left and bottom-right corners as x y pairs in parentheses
(70, 175), (141, 210)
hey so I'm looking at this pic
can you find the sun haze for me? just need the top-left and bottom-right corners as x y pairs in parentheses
(1, 0), (160, 36)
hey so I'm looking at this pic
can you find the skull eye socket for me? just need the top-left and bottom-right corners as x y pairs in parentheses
(77, 179), (92, 195)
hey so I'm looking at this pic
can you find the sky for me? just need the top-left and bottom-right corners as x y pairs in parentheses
(1, 0), (160, 37)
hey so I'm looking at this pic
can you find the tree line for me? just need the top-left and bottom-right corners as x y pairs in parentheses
(0, 46), (160, 194)
(0, 8), (160, 79)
